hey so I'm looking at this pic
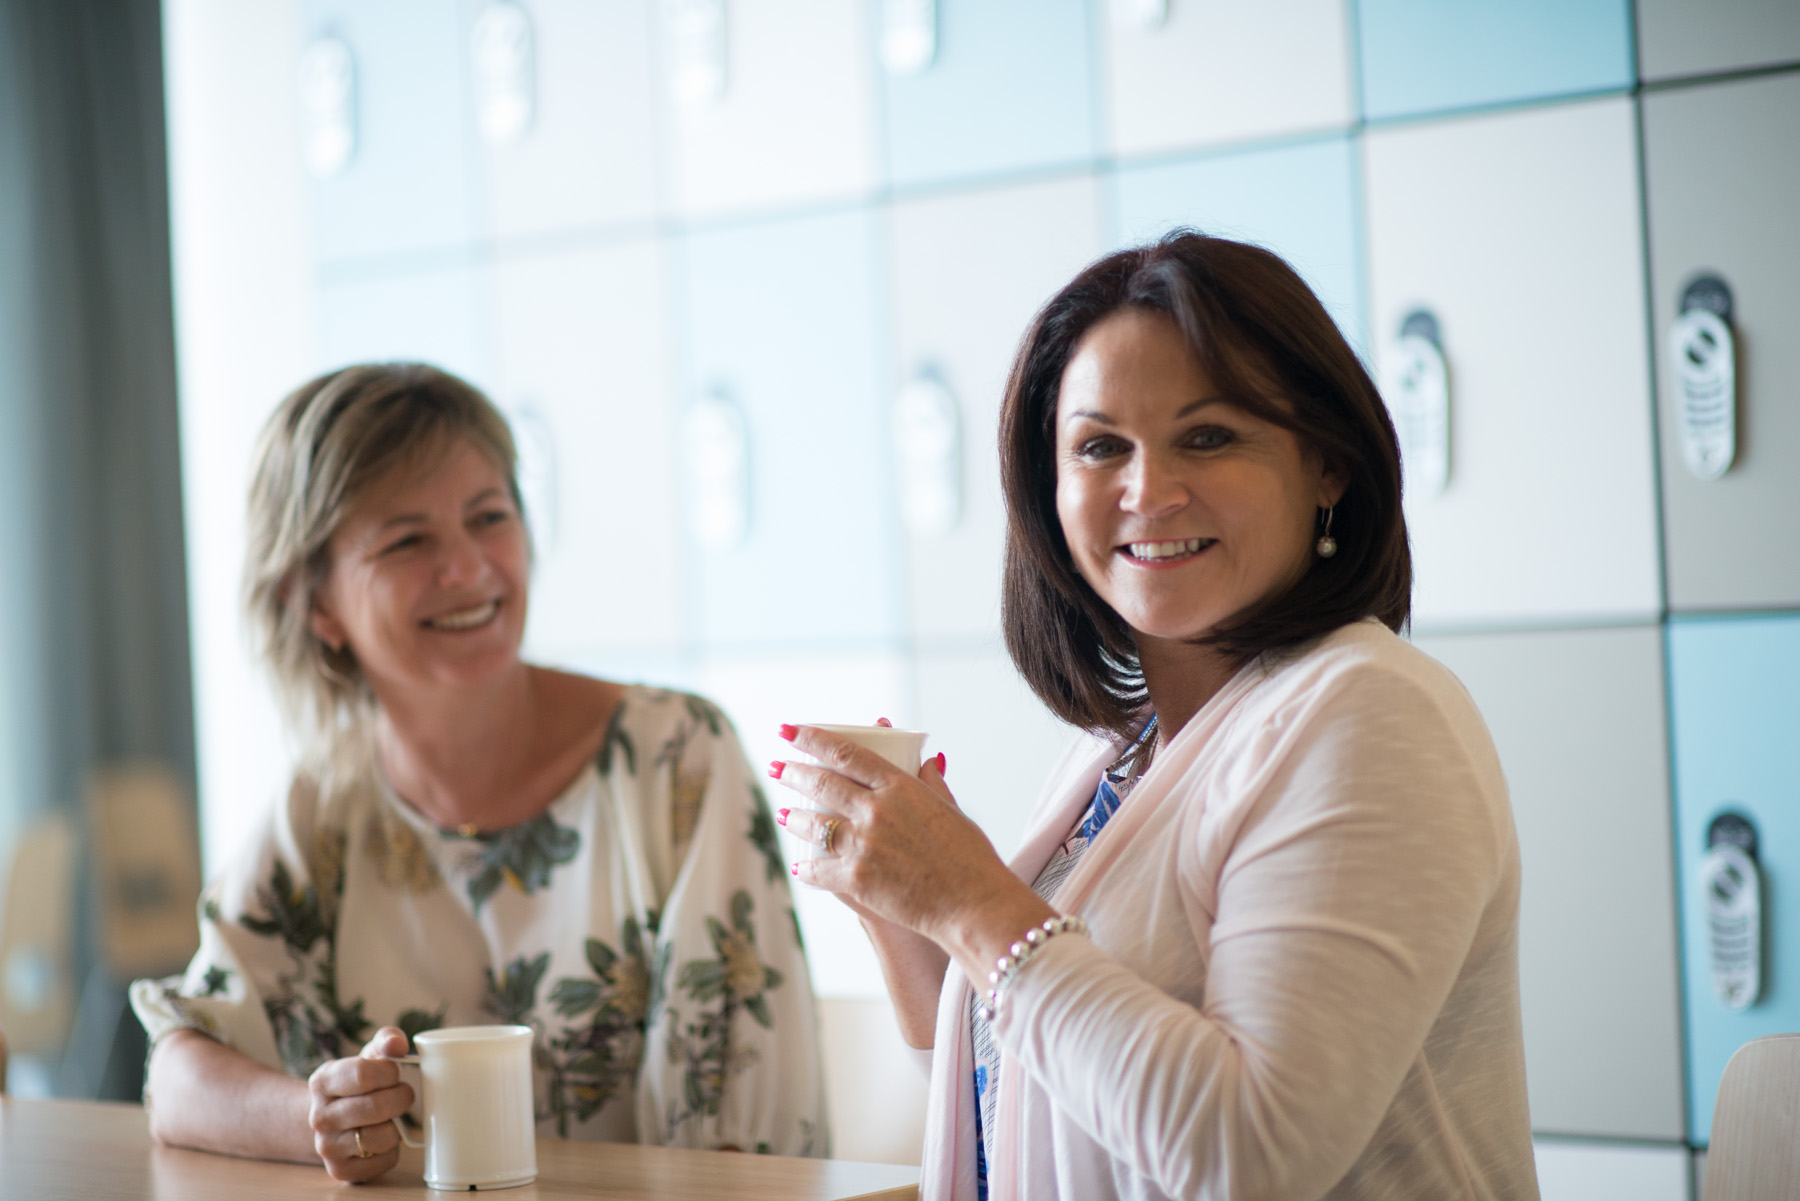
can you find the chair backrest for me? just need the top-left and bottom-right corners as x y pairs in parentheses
(85, 763), (201, 981)
(0, 812), (78, 1058)
(1704, 1033), (1800, 1201)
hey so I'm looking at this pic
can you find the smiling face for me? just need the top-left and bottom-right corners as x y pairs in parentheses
(1054, 308), (1341, 656)
(308, 437), (529, 700)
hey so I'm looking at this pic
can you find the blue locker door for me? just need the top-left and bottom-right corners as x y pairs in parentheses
(1100, 0), (1352, 160)
(315, 259), (489, 388)
(880, 0), (1100, 191)
(890, 174), (1104, 643)
(1356, 0), (1633, 121)
(477, 0), (661, 240)
(1644, 73), (1800, 612)
(1420, 626), (1684, 1141)
(1636, 0), (1800, 82)
(493, 239), (681, 666)
(660, 0), (880, 218)
(1363, 97), (1658, 629)
(678, 207), (902, 650)
(1667, 615), (1800, 1144)
(305, 0), (480, 262)
(1110, 134), (1364, 352)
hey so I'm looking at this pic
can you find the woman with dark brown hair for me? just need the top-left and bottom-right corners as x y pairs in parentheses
(772, 232), (1538, 1199)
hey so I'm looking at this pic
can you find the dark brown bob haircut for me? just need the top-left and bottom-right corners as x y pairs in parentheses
(999, 230), (1411, 741)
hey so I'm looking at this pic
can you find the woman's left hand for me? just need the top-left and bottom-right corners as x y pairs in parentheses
(771, 726), (1050, 952)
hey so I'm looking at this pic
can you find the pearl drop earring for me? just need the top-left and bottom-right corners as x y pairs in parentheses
(1316, 506), (1338, 559)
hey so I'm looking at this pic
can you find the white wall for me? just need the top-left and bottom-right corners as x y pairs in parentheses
(161, 0), (312, 871)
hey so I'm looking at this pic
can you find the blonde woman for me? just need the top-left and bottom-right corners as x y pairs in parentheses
(132, 364), (825, 1181)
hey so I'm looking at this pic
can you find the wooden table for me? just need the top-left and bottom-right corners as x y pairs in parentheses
(0, 1097), (919, 1200)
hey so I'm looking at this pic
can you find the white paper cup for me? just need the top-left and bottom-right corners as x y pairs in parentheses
(795, 724), (928, 873)
(385, 1024), (537, 1191)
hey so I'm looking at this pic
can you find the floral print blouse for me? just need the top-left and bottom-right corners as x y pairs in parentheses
(130, 687), (827, 1155)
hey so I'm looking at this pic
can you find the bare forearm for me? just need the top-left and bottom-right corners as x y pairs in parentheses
(146, 1029), (316, 1164)
(863, 917), (951, 1048)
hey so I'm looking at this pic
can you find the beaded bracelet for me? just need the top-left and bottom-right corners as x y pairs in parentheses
(975, 915), (1090, 1023)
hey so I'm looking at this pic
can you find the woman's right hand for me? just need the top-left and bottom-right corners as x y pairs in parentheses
(306, 1026), (414, 1182)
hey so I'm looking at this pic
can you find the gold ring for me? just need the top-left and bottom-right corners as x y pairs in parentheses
(818, 817), (839, 856)
(354, 1128), (372, 1159)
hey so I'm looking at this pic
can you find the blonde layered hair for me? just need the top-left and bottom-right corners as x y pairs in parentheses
(244, 363), (522, 752)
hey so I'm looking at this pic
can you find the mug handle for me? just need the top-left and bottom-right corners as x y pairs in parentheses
(375, 1052), (425, 1150)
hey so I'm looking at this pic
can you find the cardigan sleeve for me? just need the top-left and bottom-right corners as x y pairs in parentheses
(991, 663), (1507, 1201)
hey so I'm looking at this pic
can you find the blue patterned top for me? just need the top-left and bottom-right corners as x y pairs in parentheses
(969, 716), (1157, 1198)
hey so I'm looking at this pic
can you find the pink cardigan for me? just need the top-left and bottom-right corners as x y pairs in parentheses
(919, 622), (1538, 1201)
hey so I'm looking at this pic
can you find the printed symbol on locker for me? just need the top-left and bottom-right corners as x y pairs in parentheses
(882, 0), (937, 75)
(1381, 308), (1450, 498)
(666, 0), (728, 108)
(1670, 273), (1737, 481)
(1702, 811), (1762, 1013)
(472, 1), (534, 146)
(684, 388), (751, 550)
(300, 36), (357, 179)
(893, 369), (962, 538)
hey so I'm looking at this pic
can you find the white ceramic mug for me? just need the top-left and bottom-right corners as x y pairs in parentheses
(384, 1024), (537, 1191)
(796, 724), (929, 871)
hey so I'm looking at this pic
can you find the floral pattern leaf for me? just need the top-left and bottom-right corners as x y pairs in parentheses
(584, 936), (619, 978)
(746, 788), (786, 885)
(276, 1005), (331, 1076)
(484, 951), (551, 1025)
(458, 814), (582, 912)
(647, 940), (673, 1026)
(597, 700), (636, 776)
(241, 859), (326, 955)
(542, 926), (656, 1135)
(660, 890), (782, 1136)
(729, 889), (755, 933)
(549, 977), (603, 1018)
(467, 863), (506, 912)
(743, 993), (773, 1030)
(397, 1006), (446, 1046)
(200, 965), (232, 996)
(683, 693), (724, 737)
(620, 917), (645, 964)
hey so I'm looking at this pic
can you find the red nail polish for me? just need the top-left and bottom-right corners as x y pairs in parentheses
(768, 760), (785, 780)
(778, 724), (798, 741)
(935, 751), (947, 775)
(790, 862), (799, 876)
(776, 808), (789, 825)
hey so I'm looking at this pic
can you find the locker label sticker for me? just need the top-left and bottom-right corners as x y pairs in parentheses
(1670, 274), (1736, 481)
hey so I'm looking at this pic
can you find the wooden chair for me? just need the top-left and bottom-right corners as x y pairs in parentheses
(86, 764), (201, 981)
(0, 813), (78, 1073)
(1704, 1033), (1800, 1201)
(51, 765), (202, 1099)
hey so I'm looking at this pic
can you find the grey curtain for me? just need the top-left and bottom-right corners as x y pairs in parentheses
(0, 0), (196, 1098)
